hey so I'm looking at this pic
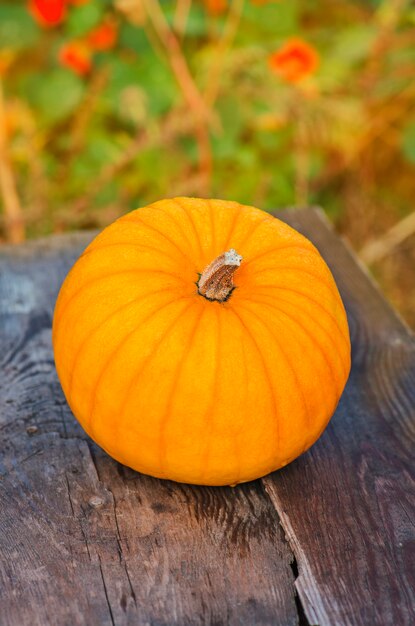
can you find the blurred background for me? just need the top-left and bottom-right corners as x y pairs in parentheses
(0, 0), (414, 325)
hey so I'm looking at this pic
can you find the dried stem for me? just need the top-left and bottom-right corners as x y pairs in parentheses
(0, 81), (25, 243)
(204, 0), (244, 107)
(290, 98), (309, 206)
(69, 67), (110, 156)
(198, 249), (242, 302)
(143, 0), (212, 194)
(294, 124), (309, 206)
(312, 79), (415, 192)
(52, 67), (111, 193)
(174, 0), (192, 36)
(360, 210), (415, 264)
(362, 0), (409, 94)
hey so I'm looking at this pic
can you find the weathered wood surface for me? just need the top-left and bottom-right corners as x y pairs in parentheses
(0, 209), (414, 626)
(266, 209), (415, 626)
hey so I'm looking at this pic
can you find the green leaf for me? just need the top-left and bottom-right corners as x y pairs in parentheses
(319, 25), (378, 89)
(401, 120), (415, 165)
(119, 23), (149, 55)
(331, 25), (377, 65)
(94, 179), (120, 208)
(0, 4), (39, 51)
(114, 28), (177, 115)
(138, 53), (177, 115)
(239, 2), (298, 43)
(65, 2), (104, 37)
(23, 69), (85, 123)
(181, 5), (206, 37)
(179, 137), (198, 164)
(101, 57), (147, 126)
(212, 94), (253, 160)
(84, 134), (122, 168)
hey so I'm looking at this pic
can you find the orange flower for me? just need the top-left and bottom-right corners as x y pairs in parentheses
(87, 21), (118, 51)
(29, 0), (66, 26)
(269, 38), (319, 83)
(59, 42), (92, 76)
(204, 0), (227, 15)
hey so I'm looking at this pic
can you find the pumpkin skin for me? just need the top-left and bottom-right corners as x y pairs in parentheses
(52, 197), (351, 486)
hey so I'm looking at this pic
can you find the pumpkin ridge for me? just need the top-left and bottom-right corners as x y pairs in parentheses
(238, 302), (311, 445)
(111, 299), (197, 448)
(144, 201), (198, 262)
(243, 295), (348, 376)
(158, 305), (206, 477)
(244, 296), (342, 397)
(207, 198), (217, 255)
(79, 240), (181, 265)
(87, 298), (191, 435)
(232, 214), (275, 254)
(251, 265), (336, 293)
(54, 268), (185, 330)
(65, 286), (175, 401)
(241, 292), (349, 381)
(122, 216), (191, 264)
(198, 306), (221, 484)
(172, 197), (205, 261)
(53, 270), (184, 347)
(244, 243), (318, 266)
(229, 307), (281, 461)
(53, 269), (166, 341)
(153, 198), (202, 256)
(253, 284), (349, 346)
(233, 423), (244, 485)
(222, 203), (242, 251)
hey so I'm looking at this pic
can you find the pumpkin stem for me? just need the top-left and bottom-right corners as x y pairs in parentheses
(198, 249), (242, 302)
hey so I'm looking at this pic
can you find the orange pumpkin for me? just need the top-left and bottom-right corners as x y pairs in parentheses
(53, 198), (351, 486)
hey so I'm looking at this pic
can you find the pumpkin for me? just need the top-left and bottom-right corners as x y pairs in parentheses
(52, 197), (351, 486)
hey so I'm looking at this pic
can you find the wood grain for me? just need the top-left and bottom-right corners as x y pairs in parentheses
(263, 208), (415, 626)
(0, 233), (297, 625)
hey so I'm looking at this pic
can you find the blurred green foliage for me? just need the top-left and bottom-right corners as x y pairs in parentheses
(1, 0), (415, 244)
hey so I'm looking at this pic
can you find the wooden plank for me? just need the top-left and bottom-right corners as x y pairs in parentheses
(0, 434), (122, 626)
(0, 234), (298, 625)
(263, 208), (415, 626)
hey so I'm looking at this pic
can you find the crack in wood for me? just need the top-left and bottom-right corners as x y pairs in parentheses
(112, 493), (137, 606)
(0, 448), (43, 479)
(290, 556), (312, 626)
(65, 473), (75, 517)
(79, 521), (93, 562)
(254, 479), (305, 626)
(98, 556), (116, 626)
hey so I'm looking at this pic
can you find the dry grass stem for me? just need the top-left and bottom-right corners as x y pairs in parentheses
(0, 81), (25, 243)
(360, 210), (415, 264)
